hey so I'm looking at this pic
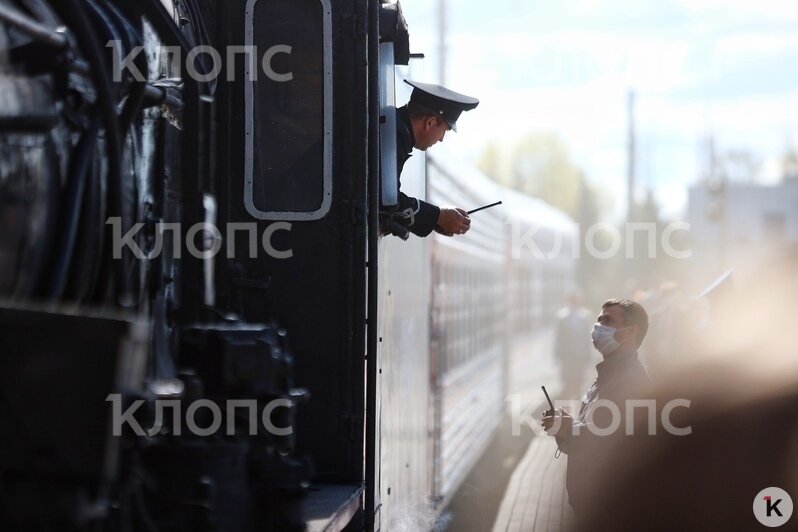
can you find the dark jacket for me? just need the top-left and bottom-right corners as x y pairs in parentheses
(393, 105), (440, 237)
(555, 348), (650, 514)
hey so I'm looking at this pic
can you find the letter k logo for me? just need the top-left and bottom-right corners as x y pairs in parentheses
(764, 496), (783, 517)
(754, 487), (792, 526)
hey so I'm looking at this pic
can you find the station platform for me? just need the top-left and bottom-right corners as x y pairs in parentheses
(491, 437), (574, 532)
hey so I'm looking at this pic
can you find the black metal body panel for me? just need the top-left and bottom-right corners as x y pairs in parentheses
(210, 0), (369, 483)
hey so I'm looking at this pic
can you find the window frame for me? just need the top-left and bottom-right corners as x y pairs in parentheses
(243, 0), (333, 221)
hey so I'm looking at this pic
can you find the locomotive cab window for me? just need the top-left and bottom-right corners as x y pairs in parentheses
(244, 0), (332, 220)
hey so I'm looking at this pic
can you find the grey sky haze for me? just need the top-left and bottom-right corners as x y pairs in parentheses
(397, 0), (798, 218)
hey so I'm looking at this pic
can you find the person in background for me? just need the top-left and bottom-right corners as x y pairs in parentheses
(553, 291), (594, 399)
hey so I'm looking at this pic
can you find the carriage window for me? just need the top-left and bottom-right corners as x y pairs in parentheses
(244, 0), (332, 220)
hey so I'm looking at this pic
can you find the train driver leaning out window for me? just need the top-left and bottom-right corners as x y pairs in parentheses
(387, 80), (479, 238)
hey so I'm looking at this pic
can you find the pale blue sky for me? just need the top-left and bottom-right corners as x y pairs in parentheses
(397, 0), (798, 219)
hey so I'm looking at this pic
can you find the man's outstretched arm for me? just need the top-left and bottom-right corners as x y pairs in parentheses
(394, 192), (471, 237)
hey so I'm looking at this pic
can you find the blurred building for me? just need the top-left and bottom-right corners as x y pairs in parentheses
(687, 179), (798, 287)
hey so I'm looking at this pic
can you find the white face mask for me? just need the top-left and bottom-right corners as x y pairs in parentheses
(591, 323), (623, 355)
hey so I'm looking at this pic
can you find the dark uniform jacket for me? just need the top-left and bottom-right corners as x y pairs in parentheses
(394, 105), (440, 237)
(555, 348), (650, 514)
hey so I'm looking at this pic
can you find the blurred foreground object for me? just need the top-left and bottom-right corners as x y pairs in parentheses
(575, 252), (798, 531)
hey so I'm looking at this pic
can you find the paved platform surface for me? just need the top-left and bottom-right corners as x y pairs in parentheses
(491, 437), (575, 532)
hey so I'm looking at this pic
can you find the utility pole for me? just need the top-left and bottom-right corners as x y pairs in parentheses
(438, 0), (447, 84)
(625, 89), (639, 288)
(627, 89), (636, 223)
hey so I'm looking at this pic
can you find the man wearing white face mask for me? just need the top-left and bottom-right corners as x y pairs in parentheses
(542, 298), (651, 515)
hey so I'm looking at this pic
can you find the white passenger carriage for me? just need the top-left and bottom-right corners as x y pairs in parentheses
(376, 79), (577, 528)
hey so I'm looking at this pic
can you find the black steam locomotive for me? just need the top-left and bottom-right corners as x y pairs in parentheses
(0, 1), (576, 531)
(0, 0), (382, 529)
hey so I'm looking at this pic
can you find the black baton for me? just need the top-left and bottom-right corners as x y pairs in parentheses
(542, 386), (555, 414)
(467, 201), (502, 215)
